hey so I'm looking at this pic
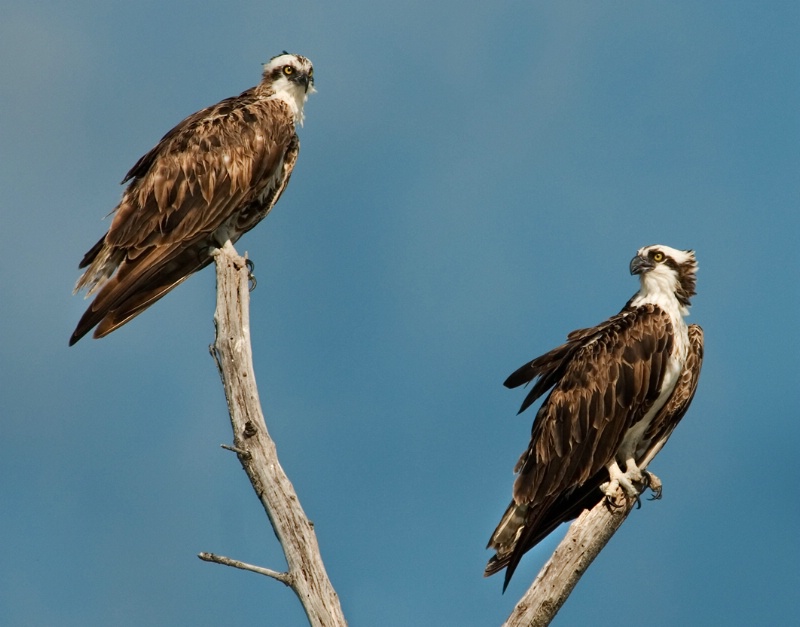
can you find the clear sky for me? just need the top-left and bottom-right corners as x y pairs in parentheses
(1, 1), (798, 625)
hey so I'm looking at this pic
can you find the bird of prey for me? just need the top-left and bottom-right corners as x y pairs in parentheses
(485, 245), (704, 590)
(69, 52), (314, 345)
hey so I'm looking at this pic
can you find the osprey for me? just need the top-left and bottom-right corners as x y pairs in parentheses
(486, 245), (703, 590)
(69, 53), (314, 345)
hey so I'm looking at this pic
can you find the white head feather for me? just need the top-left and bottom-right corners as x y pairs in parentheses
(630, 244), (698, 317)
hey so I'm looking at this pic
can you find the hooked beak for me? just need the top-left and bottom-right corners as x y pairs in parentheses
(299, 72), (313, 93)
(629, 254), (653, 275)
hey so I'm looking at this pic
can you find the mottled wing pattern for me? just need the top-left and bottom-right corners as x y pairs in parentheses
(109, 92), (292, 250)
(70, 92), (297, 345)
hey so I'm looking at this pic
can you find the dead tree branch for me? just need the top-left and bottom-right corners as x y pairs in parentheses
(198, 551), (292, 585)
(202, 241), (347, 627)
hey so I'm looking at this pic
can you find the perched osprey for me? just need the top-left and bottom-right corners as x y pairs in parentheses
(486, 245), (703, 590)
(69, 53), (314, 345)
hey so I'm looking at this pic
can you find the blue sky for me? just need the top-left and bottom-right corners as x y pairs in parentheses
(1, 1), (798, 625)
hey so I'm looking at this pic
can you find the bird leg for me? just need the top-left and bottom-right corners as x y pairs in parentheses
(602, 459), (641, 497)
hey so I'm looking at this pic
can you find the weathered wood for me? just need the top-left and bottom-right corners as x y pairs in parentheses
(202, 241), (347, 627)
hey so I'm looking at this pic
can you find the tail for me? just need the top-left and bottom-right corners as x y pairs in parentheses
(485, 474), (607, 591)
(69, 243), (212, 345)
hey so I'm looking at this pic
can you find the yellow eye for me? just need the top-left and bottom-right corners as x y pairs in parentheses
(308, 68), (314, 78)
(283, 66), (295, 76)
(653, 251), (664, 262)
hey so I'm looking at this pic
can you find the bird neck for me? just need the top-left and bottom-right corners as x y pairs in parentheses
(629, 272), (690, 320)
(258, 81), (309, 126)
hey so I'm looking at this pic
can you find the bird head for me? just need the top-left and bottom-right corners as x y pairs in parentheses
(263, 52), (315, 93)
(262, 52), (315, 123)
(630, 245), (697, 310)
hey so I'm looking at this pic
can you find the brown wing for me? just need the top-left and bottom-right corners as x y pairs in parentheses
(503, 315), (636, 414)
(513, 304), (673, 505)
(486, 304), (674, 588)
(70, 91), (298, 345)
(105, 93), (295, 251)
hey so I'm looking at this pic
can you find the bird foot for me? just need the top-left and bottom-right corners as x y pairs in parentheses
(601, 465), (664, 510)
(641, 470), (663, 500)
(601, 460), (646, 508)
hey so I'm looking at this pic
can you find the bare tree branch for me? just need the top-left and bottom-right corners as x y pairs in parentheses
(503, 445), (667, 627)
(198, 552), (292, 585)
(202, 241), (347, 627)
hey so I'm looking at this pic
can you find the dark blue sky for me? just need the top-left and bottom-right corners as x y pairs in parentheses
(1, 1), (798, 625)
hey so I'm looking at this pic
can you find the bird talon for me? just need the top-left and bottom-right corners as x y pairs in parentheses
(642, 471), (663, 500)
(245, 259), (257, 291)
(606, 494), (626, 510)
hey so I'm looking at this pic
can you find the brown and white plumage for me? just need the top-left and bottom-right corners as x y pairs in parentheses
(70, 53), (314, 345)
(486, 245), (703, 590)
